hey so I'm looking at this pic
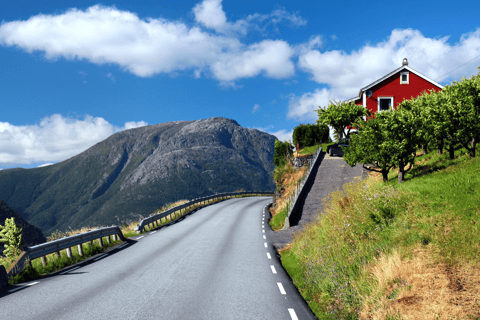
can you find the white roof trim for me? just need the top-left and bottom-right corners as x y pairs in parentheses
(358, 65), (444, 98)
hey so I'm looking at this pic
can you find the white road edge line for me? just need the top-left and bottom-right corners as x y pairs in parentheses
(93, 254), (108, 261)
(277, 282), (287, 295)
(267, 252), (271, 259)
(59, 266), (80, 275)
(136, 236), (144, 240)
(150, 231), (157, 234)
(270, 265), (277, 274)
(7, 281), (39, 293)
(288, 308), (299, 320)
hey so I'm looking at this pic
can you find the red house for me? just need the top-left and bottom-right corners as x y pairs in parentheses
(349, 58), (444, 117)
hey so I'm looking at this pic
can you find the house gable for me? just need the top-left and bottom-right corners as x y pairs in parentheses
(355, 63), (444, 117)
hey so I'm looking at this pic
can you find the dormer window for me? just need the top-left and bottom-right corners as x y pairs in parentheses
(400, 71), (409, 84)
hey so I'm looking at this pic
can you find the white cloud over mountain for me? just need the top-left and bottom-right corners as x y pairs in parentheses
(0, 114), (147, 166)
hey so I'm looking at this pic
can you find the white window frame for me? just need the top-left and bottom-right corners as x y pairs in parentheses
(377, 97), (394, 112)
(400, 71), (409, 84)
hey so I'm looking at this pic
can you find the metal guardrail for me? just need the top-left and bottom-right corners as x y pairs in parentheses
(4, 226), (126, 283)
(1, 192), (273, 287)
(283, 146), (322, 228)
(135, 192), (274, 233)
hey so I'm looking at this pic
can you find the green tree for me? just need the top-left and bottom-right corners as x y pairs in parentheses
(443, 70), (480, 157)
(0, 217), (24, 260)
(317, 100), (368, 141)
(273, 139), (293, 167)
(344, 113), (395, 182)
(292, 123), (329, 149)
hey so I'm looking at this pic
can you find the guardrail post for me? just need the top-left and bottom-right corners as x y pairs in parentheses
(55, 251), (61, 259)
(78, 243), (84, 256)
(66, 247), (73, 258)
(106, 236), (111, 244)
(40, 256), (48, 266)
(98, 237), (104, 248)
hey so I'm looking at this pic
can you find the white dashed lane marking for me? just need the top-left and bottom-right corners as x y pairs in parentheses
(263, 235), (266, 239)
(150, 231), (157, 234)
(136, 236), (144, 240)
(266, 252), (271, 259)
(270, 265), (277, 274)
(264, 242), (268, 248)
(288, 308), (299, 320)
(277, 282), (287, 295)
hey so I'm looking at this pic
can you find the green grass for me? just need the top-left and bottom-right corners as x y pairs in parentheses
(280, 149), (480, 319)
(269, 205), (288, 231)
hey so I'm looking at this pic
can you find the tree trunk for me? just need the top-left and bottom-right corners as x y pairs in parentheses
(398, 160), (406, 183)
(438, 139), (444, 155)
(448, 137), (455, 160)
(470, 137), (476, 158)
(382, 169), (389, 182)
(422, 144), (428, 156)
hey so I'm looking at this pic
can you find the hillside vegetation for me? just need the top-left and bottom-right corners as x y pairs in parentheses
(280, 149), (480, 319)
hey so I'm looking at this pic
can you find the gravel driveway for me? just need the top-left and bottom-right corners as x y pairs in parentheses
(268, 152), (364, 250)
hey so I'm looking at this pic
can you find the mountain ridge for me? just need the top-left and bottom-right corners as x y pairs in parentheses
(0, 117), (276, 237)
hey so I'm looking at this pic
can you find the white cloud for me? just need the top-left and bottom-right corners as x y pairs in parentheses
(211, 39), (295, 82)
(0, 114), (148, 166)
(193, 0), (227, 31)
(269, 129), (293, 143)
(0, 4), (298, 83)
(252, 104), (260, 113)
(124, 121), (148, 130)
(38, 163), (53, 167)
(287, 88), (334, 122)
(289, 28), (480, 121)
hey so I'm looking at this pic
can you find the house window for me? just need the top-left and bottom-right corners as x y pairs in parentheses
(378, 97), (394, 112)
(400, 71), (409, 84)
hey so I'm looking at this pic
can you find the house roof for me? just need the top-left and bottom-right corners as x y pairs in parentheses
(358, 65), (444, 98)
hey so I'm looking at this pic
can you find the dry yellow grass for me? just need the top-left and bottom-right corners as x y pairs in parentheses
(361, 247), (480, 319)
(271, 165), (306, 217)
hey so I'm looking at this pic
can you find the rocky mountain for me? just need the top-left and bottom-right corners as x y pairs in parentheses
(0, 117), (275, 237)
(0, 200), (46, 252)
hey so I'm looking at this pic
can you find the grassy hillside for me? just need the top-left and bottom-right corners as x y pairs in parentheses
(280, 148), (480, 319)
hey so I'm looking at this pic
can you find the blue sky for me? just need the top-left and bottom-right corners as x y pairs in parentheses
(1, 0), (480, 169)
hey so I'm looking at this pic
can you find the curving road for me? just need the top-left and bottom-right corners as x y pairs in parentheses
(0, 197), (315, 320)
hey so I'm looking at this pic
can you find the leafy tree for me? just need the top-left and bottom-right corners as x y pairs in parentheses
(443, 70), (480, 158)
(0, 217), (24, 260)
(292, 123), (329, 149)
(273, 139), (293, 167)
(317, 100), (368, 141)
(344, 113), (395, 182)
(344, 108), (419, 183)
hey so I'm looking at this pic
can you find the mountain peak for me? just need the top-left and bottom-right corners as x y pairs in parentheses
(0, 118), (275, 235)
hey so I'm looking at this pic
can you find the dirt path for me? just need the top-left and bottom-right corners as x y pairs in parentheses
(269, 152), (364, 250)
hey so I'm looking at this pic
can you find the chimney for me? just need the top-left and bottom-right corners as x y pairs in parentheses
(402, 58), (408, 66)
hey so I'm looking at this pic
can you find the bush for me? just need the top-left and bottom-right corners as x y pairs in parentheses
(274, 139), (293, 167)
(293, 124), (329, 149)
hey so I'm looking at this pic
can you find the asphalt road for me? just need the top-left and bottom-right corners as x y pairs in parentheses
(0, 197), (316, 320)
